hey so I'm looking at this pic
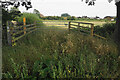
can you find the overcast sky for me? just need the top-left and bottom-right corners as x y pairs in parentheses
(19, 0), (116, 18)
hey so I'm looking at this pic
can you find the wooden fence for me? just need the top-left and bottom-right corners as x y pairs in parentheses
(6, 20), (106, 46)
(68, 21), (106, 40)
(7, 18), (36, 46)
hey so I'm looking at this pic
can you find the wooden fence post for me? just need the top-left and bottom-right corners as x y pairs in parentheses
(91, 24), (94, 36)
(23, 17), (26, 34)
(68, 21), (71, 31)
(11, 27), (16, 46)
(78, 23), (80, 28)
(7, 21), (12, 46)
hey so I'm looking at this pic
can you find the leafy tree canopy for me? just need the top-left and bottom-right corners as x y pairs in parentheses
(2, 7), (22, 25)
(33, 9), (41, 18)
(82, 0), (120, 5)
(61, 13), (70, 17)
(1, 0), (32, 10)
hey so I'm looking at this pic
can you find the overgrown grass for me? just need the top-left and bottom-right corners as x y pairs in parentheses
(2, 27), (120, 78)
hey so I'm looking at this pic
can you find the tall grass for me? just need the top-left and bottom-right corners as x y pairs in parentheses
(2, 27), (120, 78)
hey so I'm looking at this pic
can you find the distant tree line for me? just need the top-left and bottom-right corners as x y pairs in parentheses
(41, 16), (64, 20)
(40, 16), (78, 20)
(36, 12), (112, 21)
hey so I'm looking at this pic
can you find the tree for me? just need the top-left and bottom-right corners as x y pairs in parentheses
(2, 7), (21, 28)
(61, 13), (70, 17)
(1, 0), (32, 24)
(1, 0), (32, 10)
(82, 0), (120, 46)
(9, 7), (22, 21)
(71, 16), (76, 20)
(33, 9), (40, 14)
(2, 8), (12, 25)
(33, 9), (40, 18)
(114, 2), (120, 45)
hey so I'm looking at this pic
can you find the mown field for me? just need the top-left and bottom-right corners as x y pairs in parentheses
(43, 20), (115, 27)
(2, 25), (120, 78)
(43, 20), (116, 39)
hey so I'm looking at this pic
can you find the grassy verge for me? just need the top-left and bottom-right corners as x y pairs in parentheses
(2, 27), (120, 78)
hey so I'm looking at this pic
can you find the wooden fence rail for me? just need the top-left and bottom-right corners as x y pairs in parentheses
(7, 20), (36, 46)
(68, 21), (106, 40)
(6, 20), (106, 46)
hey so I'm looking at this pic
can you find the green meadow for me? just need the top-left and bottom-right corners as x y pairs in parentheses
(3, 26), (120, 78)
(2, 12), (120, 78)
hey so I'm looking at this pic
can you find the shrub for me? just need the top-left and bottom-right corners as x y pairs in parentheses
(94, 23), (116, 38)
(18, 13), (44, 26)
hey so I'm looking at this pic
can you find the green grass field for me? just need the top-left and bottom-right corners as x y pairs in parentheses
(2, 26), (120, 78)
(43, 20), (114, 29)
